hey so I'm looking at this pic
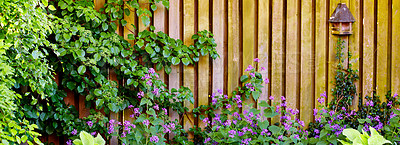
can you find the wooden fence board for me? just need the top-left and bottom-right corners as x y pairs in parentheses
(139, 0), (150, 31)
(393, 0), (400, 94)
(315, 0), (327, 109)
(228, 0), (240, 96)
(257, 0), (269, 114)
(183, 0), (195, 140)
(286, 0), (299, 115)
(376, 0), (389, 100)
(271, 0), (284, 123)
(154, 1), (167, 81)
(212, 0), (225, 104)
(328, 0), (340, 104)
(243, 0), (256, 110)
(198, 0), (210, 129)
(349, 0), (361, 110)
(300, 0), (313, 126)
(168, 0), (181, 140)
(363, 0), (375, 99)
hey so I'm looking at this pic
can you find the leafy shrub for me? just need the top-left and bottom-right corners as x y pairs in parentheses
(71, 131), (105, 145)
(339, 126), (391, 145)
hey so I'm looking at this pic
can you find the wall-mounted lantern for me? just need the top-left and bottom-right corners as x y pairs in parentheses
(329, 3), (355, 35)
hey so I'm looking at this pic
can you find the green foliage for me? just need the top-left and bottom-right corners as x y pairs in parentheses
(73, 131), (105, 145)
(338, 127), (391, 145)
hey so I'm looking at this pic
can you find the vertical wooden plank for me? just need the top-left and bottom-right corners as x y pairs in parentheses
(376, 0), (389, 100)
(242, 0), (255, 110)
(228, 0), (240, 98)
(363, 0), (375, 99)
(154, 1), (167, 81)
(168, 0), (181, 140)
(328, 0), (340, 103)
(257, 0), (269, 113)
(392, 0), (400, 94)
(212, 0), (225, 102)
(300, 0), (313, 126)
(315, 0), (327, 109)
(123, 0), (136, 125)
(198, 0), (210, 129)
(271, 0), (284, 123)
(183, 0), (195, 140)
(349, 0), (361, 110)
(285, 0), (299, 114)
(94, 0), (105, 11)
(139, 0), (150, 31)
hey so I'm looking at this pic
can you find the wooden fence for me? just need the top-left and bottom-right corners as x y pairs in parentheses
(44, 0), (400, 144)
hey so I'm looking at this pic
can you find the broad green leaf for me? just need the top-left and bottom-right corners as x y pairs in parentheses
(268, 125), (280, 135)
(80, 131), (94, 145)
(343, 128), (361, 142)
(171, 57), (180, 65)
(181, 58), (190, 65)
(78, 65), (86, 75)
(48, 5), (56, 11)
(337, 140), (351, 145)
(94, 134), (105, 145)
(240, 75), (249, 83)
(141, 16), (150, 26)
(94, 89), (102, 96)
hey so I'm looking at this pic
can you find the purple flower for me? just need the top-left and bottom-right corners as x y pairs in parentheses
(226, 104), (231, 109)
(314, 129), (320, 134)
(317, 97), (325, 104)
(162, 108), (168, 115)
(250, 73), (255, 78)
(237, 131), (244, 136)
(87, 121), (93, 128)
(394, 93), (398, 98)
(269, 96), (274, 100)
(294, 134), (300, 140)
(212, 98), (218, 105)
(388, 101), (393, 107)
(146, 80), (152, 86)
(204, 138), (211, 144)
(66, 140), (72, 145)
(152, 87), (159, 95)
(150, 136), (159, 143)
(217, 89), (223, 94)
(228, 130), (236, 138)
(366, 100), (374, 107)
(245, 65), (254, 72)
(298, 120), (305, 127)
(281, 96), (286, 101)
(278, 135), (283, 140)
(265, 78), (269, 84)
(153, 104), (159, 110)
(149, 68), (155, 74)
(224, 95), (228, 99)
(254, 58), (260, 62)
(137, 91), (144, 98)
(128, 105), (134, 109)
(143, 120), (150, 126)
(121, 132), (126, 138)
(71, 129), (77, 135)
(329, 111), (335, 116)
(134, 108), (141, 116)
(91, 132), (96, 136)
(261, 67), (266, 71)
(313, 108), (318, 116)
(241, 138), (251, 145)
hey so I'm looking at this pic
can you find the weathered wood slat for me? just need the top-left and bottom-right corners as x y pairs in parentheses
(300, 0), (313, 126)
(168, 0), (181, 141)
(154, 1), (167, 81)
(286, 0), (299, 115)
(271, 0), (284, 123)
(197, 0), (210, 129)
(257, 0), (270, 114)
(315, 0), (327, 109)
(243, 0), (256, 110)
(377, 0), (389, 100)
(183, 0), (195, 140)
(228, 0), (240, 98)
(328, 0), (340, 104)
(349, 0), (361, 110)
(212, 0), (225, 103)
(392, 0), (400, 95)
(362, 0), (375, 100)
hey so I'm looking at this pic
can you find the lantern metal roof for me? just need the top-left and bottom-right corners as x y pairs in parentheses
(328, 3), (356, 23)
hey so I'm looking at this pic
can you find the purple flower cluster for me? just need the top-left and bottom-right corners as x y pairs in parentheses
(260, 129), (271, 136)
(366, 100), (374, 106)
(108, 119), (120, 134)
(163, 123), (176, 133)
(241, 138), (251, 145)
(203, 117), (210, 127)
(137, 91), (144, 98)
(245, 83), (255, 91)
(162, 108), (168, 115)
(245, 65), (254, 72)
(233, 95), (242, 108)
(150, 135), (159, 143)
(143, 119), (150, 127)
(87, 121), (93, 128)
(71, 129), (77, 135)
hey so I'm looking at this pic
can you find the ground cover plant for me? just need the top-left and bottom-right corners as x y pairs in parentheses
(1, 0), (400, 145)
